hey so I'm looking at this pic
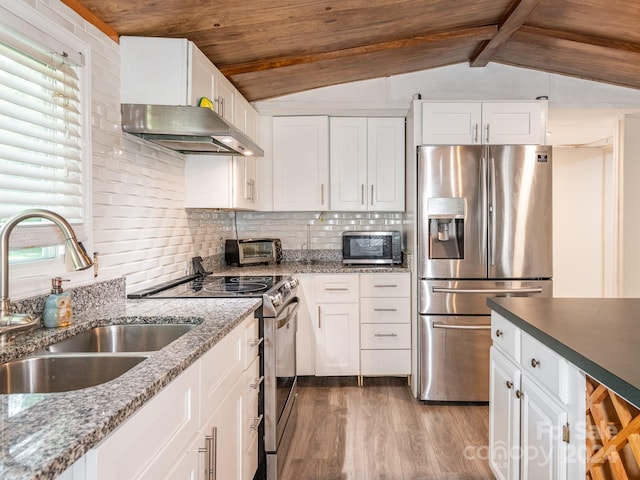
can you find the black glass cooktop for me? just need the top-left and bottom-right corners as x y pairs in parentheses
(131, 275), (285, 299)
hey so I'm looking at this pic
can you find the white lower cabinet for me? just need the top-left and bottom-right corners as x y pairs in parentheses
(297, 273), (410, 379)
(489, 311), (585, 480)
(75, 314), (259, 480)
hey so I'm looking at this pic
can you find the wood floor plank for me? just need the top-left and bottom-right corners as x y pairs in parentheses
(280, 377), (495, 480)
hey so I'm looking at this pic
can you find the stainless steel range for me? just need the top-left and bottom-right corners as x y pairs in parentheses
(128, 270), (300, 480)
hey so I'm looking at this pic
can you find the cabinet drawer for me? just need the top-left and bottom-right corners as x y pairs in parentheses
(314, 275), (359, 303)
(360, 274), (410, 297)
(361, 323), (410, 349)
(361, 349), (410, 375)
(361, 297), (410, 323)
(521, 331), (566, 402)
(491, 312), (520, 361)
(244, 315), (261, 369)
(243, 355), (261, 410)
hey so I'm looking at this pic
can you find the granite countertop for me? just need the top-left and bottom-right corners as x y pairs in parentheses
(0, 296), (261, 480)
(488, 297), (640, 407)
(214, 260), (410, 276)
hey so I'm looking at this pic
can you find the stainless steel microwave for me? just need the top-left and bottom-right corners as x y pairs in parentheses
(225, 238), (283, 266)
(342, 231), (402, 265)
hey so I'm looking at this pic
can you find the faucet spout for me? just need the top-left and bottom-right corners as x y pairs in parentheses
(0, 209), (93, 339)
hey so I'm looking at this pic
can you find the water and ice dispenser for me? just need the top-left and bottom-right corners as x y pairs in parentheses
(427, 197), (465, 259)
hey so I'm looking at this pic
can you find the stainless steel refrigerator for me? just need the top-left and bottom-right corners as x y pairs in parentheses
(418, 144), (553, 402)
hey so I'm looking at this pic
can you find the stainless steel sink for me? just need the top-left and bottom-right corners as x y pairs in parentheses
(45, 323), (197, 353)
(0, 355), (147, 394)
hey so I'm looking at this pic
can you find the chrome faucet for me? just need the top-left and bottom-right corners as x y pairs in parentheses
(0, 209), (93, 341)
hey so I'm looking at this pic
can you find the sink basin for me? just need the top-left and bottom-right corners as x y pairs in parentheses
(0, 355), (147, 394)
(45, 323), (197, 353)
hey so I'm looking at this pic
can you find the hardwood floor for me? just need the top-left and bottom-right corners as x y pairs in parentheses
(280, 376), (495, 480)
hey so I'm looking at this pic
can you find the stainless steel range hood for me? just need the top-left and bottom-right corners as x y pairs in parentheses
(121, 104), (264, 157)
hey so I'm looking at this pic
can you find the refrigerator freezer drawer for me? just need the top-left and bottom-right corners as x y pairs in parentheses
(419, 279), (553, 315)
(419, 315), (491, 401)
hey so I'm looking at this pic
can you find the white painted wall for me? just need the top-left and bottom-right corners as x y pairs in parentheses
(619, 115), (640, 297)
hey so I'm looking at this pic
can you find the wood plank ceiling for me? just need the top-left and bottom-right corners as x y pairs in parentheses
(68, 0), (640, 102)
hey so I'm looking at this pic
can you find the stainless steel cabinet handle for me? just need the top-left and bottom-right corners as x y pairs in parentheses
(374, 284), (398, 288)
(374, 333), (398, 337)
(515, 390), (523, 399)
(495, 329), (503, 337)
(505, 380), (513, 389)
(325, 287), (349, 291)
(250, 375), (265, 389)
(211, 427), (217, 480)
(361, 184), (365, 205)
(320, 184), (325, 205)
(249, 337), (264, 348)
(485, 123), (490, 143)
(318, 306), (321, 329)
(250, 414), (264, 431)
(374, 308), (397, 312)
(531, 358), (540, 368)
(474, 123), (479, 143)
(433, 323), (491, 330)
(370, 185), (374, 206)
(432, 286), (543, 294)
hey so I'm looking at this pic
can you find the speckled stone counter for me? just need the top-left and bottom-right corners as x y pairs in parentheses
(488, 297), (640, 408)
(215, 260), (410, 276)
(0, 296), (261, 480)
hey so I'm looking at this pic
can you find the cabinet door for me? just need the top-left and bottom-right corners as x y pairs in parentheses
(85, 365), (200, 479)
(214, 70), (235, 122)
(315, 303), (360, 376)
(202, 380), (244, 480)
(233, 156), (257, 210)
(421, 103), (482, 145)
(520, 375), (568, 480)
(184, 156), (233, 209)
(120, 36), (190, 105)
(482, 103), (543, 145)
(189, 43), (215, 107)
(367, 118), (405, 211)
(489, 347), (521, 480)
(329, 117), (368, 211)
(273, 116), (329, 211)
(296, 275), (316, 375)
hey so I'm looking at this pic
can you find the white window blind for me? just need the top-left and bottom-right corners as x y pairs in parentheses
(0, 21), (85, 242)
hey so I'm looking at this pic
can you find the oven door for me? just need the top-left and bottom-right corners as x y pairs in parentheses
(265, 297), (299, 453)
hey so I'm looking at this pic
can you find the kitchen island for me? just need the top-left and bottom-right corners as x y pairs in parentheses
(488, 297), (640, 480)
(488, 297), (640, 407)
(0, 295), (261, 480)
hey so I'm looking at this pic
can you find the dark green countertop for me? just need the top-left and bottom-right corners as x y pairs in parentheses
(488, 297), (640, 407)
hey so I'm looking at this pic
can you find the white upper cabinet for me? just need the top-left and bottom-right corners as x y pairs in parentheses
(421, 101), (546, 145)
(330, 117), (404, 212)
(272, 116), (329, 211)
(120, 36), (256, 141)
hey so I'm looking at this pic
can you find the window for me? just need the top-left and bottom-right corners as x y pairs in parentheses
(0, 8), (87, 264)
(0, 4), (91, 298)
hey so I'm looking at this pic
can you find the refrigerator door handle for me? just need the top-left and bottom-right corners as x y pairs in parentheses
(431, 286), (544, 295)
(488, 154), (497, 267)
(480, 153), (488, 267)
(432, 323), (491, 330)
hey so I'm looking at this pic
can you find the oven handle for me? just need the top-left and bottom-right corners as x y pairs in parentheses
(275, 297), (300, 329)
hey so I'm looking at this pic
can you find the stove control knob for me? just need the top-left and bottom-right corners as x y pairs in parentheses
(288, 277), (300, 289)
(269, 293), (283, 307)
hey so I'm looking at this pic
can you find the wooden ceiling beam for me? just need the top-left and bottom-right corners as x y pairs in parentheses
(470, 0), (544, 67)
(519, 25), (640, 54)
(219, 25), (496, 76)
